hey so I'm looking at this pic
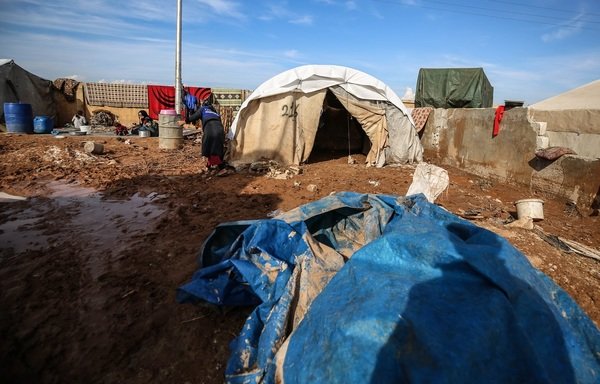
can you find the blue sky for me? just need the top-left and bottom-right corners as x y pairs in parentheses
(1, 0), (599, 105)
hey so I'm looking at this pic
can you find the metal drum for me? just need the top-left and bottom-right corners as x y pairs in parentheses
(158, 113), (183, 149)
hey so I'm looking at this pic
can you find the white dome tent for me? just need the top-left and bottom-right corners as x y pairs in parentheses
(227, 65), (423, 167)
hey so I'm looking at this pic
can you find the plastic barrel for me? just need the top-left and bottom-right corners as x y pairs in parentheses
(33, 116), (54, 134)
(159, 113), (183, 149)
(4, 103), (33, 133)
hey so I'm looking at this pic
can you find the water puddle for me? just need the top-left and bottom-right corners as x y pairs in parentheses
(0, 215), (50, 250)
(0, 183), (166, 278)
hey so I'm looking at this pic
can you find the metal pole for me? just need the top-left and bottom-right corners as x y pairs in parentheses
(175, 0), (182, 114)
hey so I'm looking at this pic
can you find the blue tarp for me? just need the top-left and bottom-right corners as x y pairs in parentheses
(177, 192), (600, 383)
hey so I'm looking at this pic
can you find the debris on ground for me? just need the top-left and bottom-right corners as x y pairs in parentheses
(307, 184), (318, 192)
(535, 227), (600, 261)
(505, 216), (534, 230)
(90, 109), (116, 126)
(458, 208), (484, 220)
(266, 164), (302, 180)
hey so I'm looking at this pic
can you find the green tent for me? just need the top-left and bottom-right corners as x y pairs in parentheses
(415, 68), (493, 108)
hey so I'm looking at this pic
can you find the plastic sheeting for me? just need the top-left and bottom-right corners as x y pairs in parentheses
(177, 192), (600, 384)
(415, 67), (493, 108)
(406, 163), (449, 203)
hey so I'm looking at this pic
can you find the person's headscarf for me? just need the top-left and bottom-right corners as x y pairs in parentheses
(138, 110), (152, 124)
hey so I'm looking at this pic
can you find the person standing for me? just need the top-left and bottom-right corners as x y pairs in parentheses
(178, 99), (230, 176)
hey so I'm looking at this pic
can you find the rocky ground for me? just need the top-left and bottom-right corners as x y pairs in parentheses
(0, 133), (598, 383)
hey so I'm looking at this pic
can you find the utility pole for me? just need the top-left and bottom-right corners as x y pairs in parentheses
(175, 0), (182, 114)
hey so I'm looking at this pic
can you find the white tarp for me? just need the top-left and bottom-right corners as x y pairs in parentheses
(528, 79), (600, 135)
(406, 163), (449, 203)
(530, 80), (600, 111)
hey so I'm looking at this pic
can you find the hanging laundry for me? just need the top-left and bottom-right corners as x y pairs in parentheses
(411, 107), (434, 133)
(493, 105), (505, 137)
(147, 85), (211, 119)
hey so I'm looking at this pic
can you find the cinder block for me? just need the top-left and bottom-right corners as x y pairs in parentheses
(536, 121), (547, 136)
(536, 135), (549, 149)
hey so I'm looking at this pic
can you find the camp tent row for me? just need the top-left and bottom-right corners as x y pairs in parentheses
(227, 65), (423, 167)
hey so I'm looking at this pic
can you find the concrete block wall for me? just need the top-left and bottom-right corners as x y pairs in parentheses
(421, 107), (600, 209)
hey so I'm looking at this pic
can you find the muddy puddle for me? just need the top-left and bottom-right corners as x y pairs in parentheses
(0, 182), (166, 265)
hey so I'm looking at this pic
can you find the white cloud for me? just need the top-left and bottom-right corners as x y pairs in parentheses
(541, 13), (584, 42)
(284, 50), (301, 59)
(260, 3), (290, 20)
(370, 9), (384, 20)
(0, 1), (173, 41)
(65, 75), (84, 81)
(195, 0), (245, 20)
(289, 15), (314, 25)
(257, 3), (314, 25)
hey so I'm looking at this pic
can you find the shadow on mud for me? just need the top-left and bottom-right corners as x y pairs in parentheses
(0, 169), (282, 384)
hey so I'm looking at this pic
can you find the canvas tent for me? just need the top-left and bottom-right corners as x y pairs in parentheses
(415, 67), (493, 108)
(0, 59), (56, 124)
(227, 65), (423, 167)
(528, 80), (600, 158)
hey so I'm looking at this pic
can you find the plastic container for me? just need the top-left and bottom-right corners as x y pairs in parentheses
(33, 116), (54, 134)
(80, 125), (92, 134)
(515, 199), (544, 221)
(4, 103), (33, 133)
(159, 109), (178, 115)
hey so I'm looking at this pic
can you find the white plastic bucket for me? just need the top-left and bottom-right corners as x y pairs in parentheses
(515, 199), (544, 220)
(80, 125), (91, 133)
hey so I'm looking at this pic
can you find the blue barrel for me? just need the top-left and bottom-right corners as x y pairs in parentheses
(33, 116), (54, 134)
(4, 103), (33, 133)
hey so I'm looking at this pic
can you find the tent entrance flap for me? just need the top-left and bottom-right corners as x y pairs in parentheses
(307, 90), (371, 163)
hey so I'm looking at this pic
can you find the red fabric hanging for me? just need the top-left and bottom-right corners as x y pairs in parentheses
(147, 85), (211, 119)
(493, 105), (505, 137)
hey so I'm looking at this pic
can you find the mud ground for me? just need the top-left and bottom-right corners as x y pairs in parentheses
(0, 133), (598, 383)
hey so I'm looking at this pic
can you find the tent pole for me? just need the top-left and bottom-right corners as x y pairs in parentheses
(345, 86), (353, 164)
(175, 0), (183, 115)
